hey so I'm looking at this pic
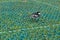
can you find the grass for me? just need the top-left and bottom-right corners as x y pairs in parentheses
(0, 0), (60, 40)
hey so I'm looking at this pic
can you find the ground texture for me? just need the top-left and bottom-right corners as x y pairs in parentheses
(0, 0), (60, 40)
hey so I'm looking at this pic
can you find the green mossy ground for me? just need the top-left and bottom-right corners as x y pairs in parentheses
(0, 0), (60, 40)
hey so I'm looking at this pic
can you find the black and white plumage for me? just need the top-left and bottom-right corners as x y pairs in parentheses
(31, 12), (41, 19)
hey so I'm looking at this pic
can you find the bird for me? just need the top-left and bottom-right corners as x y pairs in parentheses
(31, 11), (41, 19)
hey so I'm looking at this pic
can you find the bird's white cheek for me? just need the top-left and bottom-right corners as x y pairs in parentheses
(38, 13), (41, 14)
